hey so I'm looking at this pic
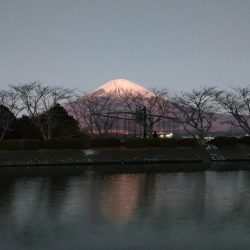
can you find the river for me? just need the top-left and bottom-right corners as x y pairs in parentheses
(1, 166), (250, 249)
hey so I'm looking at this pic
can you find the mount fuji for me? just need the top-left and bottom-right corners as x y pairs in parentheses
(90, 79), (153, 97)
(88, 79), (234, 134)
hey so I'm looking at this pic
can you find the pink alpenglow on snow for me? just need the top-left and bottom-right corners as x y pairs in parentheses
(91, 79), (153, 97)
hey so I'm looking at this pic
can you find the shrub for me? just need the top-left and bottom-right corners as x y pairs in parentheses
(208, 136), (238, 146)
(18, 139), (41, 150)
(177, 138), (198, 147)
(88, 137), (121, 147)
(41, 139), (87, 149)
(122, 138), (150, 148)
(0, 137), (199, 150)
(238, 136), (250, 145)
(0, 140), (19, 150)
(121, 138), (197, 148)
(0, 139), (41, 150)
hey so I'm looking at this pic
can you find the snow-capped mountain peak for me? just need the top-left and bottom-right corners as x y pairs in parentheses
(91, 79), (153, 96)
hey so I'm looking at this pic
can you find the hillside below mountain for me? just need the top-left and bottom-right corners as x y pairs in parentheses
(75, 79), (240, 134)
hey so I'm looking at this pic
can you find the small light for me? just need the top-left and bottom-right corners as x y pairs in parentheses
(166, 133), (173, 138)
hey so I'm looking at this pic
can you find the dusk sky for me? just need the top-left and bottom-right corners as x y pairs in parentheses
(1, 0), (250, 92)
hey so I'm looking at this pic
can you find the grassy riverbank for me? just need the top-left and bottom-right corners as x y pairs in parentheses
(0, 137), (198, 150)
(0, 146), (208, 166)
(0, 138), (208, 167)
(1, 137), (250, 168)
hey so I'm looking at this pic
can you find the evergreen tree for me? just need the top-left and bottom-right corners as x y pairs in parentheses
(0, 105), (16, 140)
(10, 115), (42, 139)
(44, 104), (81, 139)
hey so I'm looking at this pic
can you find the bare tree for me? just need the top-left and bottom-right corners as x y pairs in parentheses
(215, 86), (250, 135)
(12, 82), (74, 140)
(119, 88), (171, 135)
(171, 86), (218, 143)
(68, 88), (172, 137)
(67, 94), (95, 135)
(0, 89), (21, 140)
(68, 92), (119, 135)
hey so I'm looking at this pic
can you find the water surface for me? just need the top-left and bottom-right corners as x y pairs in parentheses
(1, 167), (250, 249)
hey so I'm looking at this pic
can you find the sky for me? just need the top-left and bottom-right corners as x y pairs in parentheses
(0, 0), (250, 93)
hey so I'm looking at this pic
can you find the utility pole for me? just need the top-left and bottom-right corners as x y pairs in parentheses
(143, 106), (147, 139)
(135, 106), (147, 138)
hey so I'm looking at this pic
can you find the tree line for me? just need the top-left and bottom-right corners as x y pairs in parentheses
(1, 81), (250, 143)
(0, 82), (79, 141)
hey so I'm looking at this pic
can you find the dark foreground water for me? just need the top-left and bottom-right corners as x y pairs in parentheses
(1, 166), (250, 250)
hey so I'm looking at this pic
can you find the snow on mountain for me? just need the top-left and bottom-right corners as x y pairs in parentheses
(91, 79), (153, 97)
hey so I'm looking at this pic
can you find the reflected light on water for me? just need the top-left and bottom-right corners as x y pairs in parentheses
(1, 168), (250, 249)
(100, 174), (144, 223)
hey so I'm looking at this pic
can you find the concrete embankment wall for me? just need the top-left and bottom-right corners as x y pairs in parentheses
(1, 145), (250, 172)
(0, 146), (210, 167)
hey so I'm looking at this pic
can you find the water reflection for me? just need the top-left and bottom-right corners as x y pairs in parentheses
(1, 168), (250, 249)
(100, 174), (144, 222)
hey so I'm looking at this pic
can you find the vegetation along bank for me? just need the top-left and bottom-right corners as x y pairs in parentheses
(1, 137), (250, 170)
